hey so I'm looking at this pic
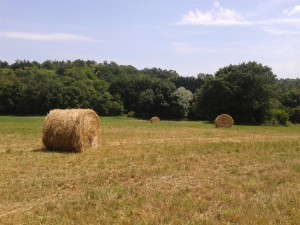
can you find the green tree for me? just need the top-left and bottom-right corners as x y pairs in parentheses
(170, 74), (209, 92)
(194, 62), (278, 123)
(171, 87), (193, 118)
(282, 89), (300, 108)
(0, 69), (24, 113)
(109, 75), (154, 113)
(108, 101), (124, 116)
(142, 68), (179, 79)
(268, 109), (289, 126)
(0, 60), (9, 68)
(153, 81), (177, 118)
(290, 106), (300, 124)
(136, 89), (156, 117)
(18, 69), (60, 114)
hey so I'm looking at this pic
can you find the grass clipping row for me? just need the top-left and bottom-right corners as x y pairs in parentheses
(214, 114), (234, 128)
(42, 109), (100, 152)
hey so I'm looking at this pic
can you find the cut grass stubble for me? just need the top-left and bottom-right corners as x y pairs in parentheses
(0, 116), (300, 224)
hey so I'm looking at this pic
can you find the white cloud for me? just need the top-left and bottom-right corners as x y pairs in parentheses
(178, 2), (249, 26)
(0, 32), (96, 42)
(178, 2), (300, 27)
(284, 5), (300, 16)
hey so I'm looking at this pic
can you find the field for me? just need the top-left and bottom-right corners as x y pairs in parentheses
(0, 116), (300, 224)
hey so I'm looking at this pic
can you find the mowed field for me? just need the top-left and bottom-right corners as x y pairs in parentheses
(0, 116), (300, 225)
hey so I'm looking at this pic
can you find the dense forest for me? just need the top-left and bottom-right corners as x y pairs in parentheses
(0, 59), (299, 125)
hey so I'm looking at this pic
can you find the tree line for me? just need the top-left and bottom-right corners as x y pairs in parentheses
(0, 59), (299, 125)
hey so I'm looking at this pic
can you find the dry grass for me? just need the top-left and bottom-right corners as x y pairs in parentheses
(0, 116), (300, 224)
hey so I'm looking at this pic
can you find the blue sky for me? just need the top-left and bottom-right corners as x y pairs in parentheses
(0, 0), (299, 78)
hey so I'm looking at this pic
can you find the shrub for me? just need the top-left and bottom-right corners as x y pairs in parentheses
(290, 106), (300, 124)
(108, 101), (124, 116)
(127, 111), (135, 117)
(268, 109), (289, 126)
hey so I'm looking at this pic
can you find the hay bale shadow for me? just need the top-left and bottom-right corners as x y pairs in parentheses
(32, 147), (80, 154)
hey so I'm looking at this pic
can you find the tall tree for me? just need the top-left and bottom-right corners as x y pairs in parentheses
(171, 87), (193, 118)
(194, 62), (278, 123)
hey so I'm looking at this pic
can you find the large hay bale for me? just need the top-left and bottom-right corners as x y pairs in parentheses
(42, 109), (100, 152)
(214, 114), (234, 128)
(150, 116), (160, 124)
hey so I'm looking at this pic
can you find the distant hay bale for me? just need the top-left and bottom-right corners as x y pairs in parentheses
(214, 114), (234, 128)
(150, 116), (160, 124)
(42, 109), (100, 152)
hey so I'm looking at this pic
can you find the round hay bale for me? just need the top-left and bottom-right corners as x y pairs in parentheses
(42, 109), (100, 152)
(150, 116), (160, 124)
(214, 114), (234, 128)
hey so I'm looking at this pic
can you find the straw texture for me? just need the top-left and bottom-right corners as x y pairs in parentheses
(150, 116), (160, 124)
(42, 109), (100, 152)
(214, 114), (234, 128)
